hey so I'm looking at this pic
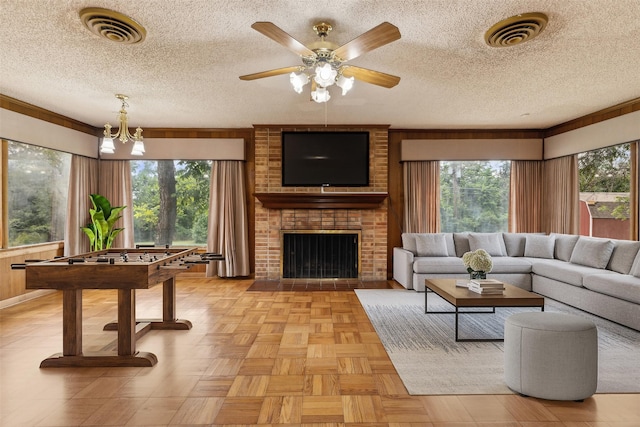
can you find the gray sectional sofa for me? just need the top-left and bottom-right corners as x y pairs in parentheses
(393, 232), (640, 331)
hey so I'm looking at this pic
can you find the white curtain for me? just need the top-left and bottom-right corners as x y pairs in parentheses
(98, 160), (135, 248)
(206, 161), (250, 277)
(64, 155), (99, 255)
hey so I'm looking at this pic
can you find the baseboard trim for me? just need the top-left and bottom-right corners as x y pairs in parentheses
(0, 290), (56, 310)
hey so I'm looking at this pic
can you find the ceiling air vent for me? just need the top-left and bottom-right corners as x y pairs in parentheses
(79, 7), (146, 44)
(485, 12), (548, 47)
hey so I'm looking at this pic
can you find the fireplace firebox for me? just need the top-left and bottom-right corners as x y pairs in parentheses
(281, 230), (361, 279)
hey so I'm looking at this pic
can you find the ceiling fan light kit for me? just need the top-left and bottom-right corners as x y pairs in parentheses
(240, 21), (401, 103)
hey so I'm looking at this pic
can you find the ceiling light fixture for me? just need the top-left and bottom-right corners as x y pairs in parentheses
(241, 21), (402, 104)
(100, 94), (145, 156)
(287, 23), (354, 103)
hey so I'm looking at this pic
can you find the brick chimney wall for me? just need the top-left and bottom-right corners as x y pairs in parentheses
(253, 127), (388, 280)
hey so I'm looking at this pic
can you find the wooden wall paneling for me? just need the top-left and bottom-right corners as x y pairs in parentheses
(0, 242), (64, 301)
(1, 139), (7, 249)
(0, 94), (98, 136)
(544, 98), (640, 138)
(245, 130), (256, 275)
(386, 131), (403, 279)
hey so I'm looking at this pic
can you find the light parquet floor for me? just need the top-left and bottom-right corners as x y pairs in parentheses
(1, 276), (639, 426)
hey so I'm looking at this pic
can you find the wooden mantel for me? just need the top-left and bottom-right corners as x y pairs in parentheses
(254, 192), (388, 209)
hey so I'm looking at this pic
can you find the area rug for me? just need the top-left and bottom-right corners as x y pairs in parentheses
(355, 289), (640, 395)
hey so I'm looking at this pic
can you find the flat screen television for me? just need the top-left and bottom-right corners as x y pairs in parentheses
(282, 131), (369, 187)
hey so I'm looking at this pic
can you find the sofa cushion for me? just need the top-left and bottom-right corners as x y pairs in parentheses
(402, 233), (456, 257)
(468, 233), (506, 256)
(524, 234), (556, 259)
(413, 257), (466, 274)
(530, 258), (616, 287)
(489, 257), (533, 274)
(552, 233), (580, 262)
(503, 233), (526, 257)
(415, 234), (448, 257)
(607, 241), (640, 275)
(583, 274), (640, 305)
(401, 233), (418, 254)
(453, 232), (470, 257)
(570, 237), (615, 269)
(632, 251), (640, 278)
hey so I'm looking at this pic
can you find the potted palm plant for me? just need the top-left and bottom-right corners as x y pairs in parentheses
(81, 194), (126, 251)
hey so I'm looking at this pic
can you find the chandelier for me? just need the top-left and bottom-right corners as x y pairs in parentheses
(288, 23), (355, 103)
(100, 94), (145, 155)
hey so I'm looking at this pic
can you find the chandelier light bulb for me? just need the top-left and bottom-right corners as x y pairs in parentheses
(101, 94), (144, 156)
(311, 86), (330, 103)
(314, 63), (337, 87)
(289, 72), (309, 94)
(131, 139), (145, 156)
(336, 75), (355, 95)
(100, 137), (115, 154)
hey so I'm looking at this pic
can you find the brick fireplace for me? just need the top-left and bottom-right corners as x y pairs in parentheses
(253, 127), (389, 281)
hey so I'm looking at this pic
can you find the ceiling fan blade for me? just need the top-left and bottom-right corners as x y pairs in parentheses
(341, 65), (400, 88)
(239, 66), (302, 80)
(251, 22), (315, 57)
(333, 22), (401, 62)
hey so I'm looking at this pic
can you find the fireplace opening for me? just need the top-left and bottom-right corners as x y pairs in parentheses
(282, 231), (360, 279)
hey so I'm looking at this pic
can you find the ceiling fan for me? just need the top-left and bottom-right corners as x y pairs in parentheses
(239, 21), (401, 102)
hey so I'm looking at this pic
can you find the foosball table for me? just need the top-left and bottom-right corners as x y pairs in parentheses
(19, 247), (222, 367)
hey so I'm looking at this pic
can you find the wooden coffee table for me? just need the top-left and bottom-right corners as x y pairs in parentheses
(425, 278), (544, 342)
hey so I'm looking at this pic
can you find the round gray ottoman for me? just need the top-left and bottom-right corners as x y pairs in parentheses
(504, 312), (598, 401)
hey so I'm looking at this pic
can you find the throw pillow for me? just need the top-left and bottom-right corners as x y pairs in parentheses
(607, 241), (640, 274)
(503, 233), (526, 257)
(415, 234), (449, 257)
(630, 252), (640, 278)
(552, 233), (580, 261)
(524, 234), (556, 259)
(401, 233), (418, 255)
(569, 237), (615, 269)
(468, 233), (506, 256)
(453, 233), (470, 257)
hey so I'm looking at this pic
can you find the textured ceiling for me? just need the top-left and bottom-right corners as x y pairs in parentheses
(1, 0), (639, 130)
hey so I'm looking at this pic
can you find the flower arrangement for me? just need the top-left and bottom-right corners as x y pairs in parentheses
(462, 249), (493, 279)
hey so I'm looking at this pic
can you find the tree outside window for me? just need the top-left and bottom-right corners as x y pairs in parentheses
(131, 160), (210, 246)
(578, 143), (631, 238)
(440, 161), (510, 232)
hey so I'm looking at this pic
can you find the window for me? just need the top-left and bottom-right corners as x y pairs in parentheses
(578, 143), (631, 239)
(440, 161), (511, 232)
(131, 160), (211, 246)
(7, 141), (71, 246)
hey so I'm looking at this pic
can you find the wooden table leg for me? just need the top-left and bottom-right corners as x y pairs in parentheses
(103, 276), (192, 332)
(163, 277), (176, 322)
(154, 276), (192, 330)
(41, 288), (157, 367)
(118, 289), (136, 356)
(62, 289), (82, 356)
